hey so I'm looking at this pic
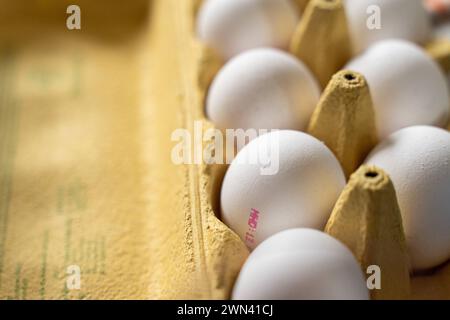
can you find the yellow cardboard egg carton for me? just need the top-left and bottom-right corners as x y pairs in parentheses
(0, 0), (448, 300)
(190, 0), (450, 300)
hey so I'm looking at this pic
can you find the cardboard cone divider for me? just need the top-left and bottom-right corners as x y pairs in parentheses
(307, 70), (378, 178)
(427, 39), (450, 73)
(325, 165), (411, 300)
(290, 0), (352, 88)
(292, 0), (312, 14)
(192, 0), (450, 299)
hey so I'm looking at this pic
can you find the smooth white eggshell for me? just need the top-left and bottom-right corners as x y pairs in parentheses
(365, 126), (450, 271)
(250, 228), (356, 261)
(221, 130), (346, 249)
(207, 48), (320, 133)
(232, 229), (369, 300)
(197, 0), (299, 60)
(346, 40), (449, 139)
(344, 0), (432, 54)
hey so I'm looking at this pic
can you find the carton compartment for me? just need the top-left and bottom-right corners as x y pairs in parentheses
(194, 0), (450, 299)
(0, 0), (448, 300)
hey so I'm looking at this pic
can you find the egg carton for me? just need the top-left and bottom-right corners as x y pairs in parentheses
(159, 0), (450, 300)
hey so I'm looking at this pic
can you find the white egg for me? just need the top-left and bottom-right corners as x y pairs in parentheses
(344, 0), (432, 54)
(232, 229), (369, 300)
(221, 130), (346, 249)
(197, 0), (299, 60)
(207, 48), (320, 133)
(346, 40), (449, 139)
(250, 228), (355, 260)
(365, 126), (450, 271)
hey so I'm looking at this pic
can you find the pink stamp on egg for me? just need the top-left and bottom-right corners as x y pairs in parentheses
(245, 208), (260, 247)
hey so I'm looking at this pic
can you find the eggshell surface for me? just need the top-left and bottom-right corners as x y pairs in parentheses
(232, 229), (369, 300)
(207, 48), (320, 133)
(197, 0), (299, 60)
(221, 130), (346, 249)
(346, 40), (449, 139)
(365, 126), (450, 271)
(250, 228), (355, 261)
(344, 0), (432, 54)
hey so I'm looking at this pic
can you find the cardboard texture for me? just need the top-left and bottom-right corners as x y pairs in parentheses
(193, 0), (449, 300)
(325, 166), (411, 300)
(0, 0), (250, 300)
(426, 39), (450, 73)
(197, 45), (223, 108)
(0, 0), (161, 300)
(0, 0), (154, 299)
(292, 0), (311, 14)
(308, 70), (378, 178)
(290, 0), (352, 88)
(0, 0), (449, 300)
